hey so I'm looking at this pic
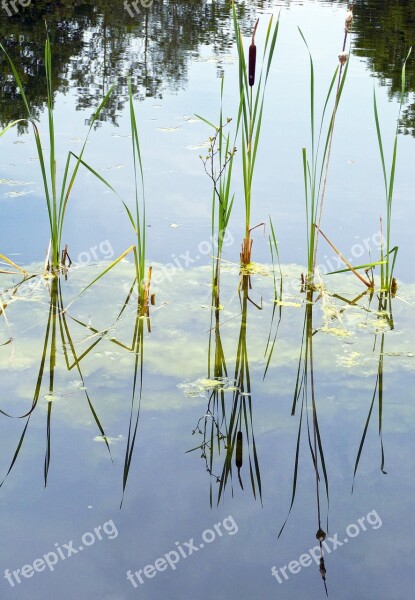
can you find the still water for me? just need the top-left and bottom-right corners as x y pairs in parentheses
(0, 1), (414, 599)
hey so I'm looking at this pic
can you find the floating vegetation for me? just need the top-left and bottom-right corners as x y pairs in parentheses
(157, 126), (182, 133)
(0, 178), (33, 186)
(274, 300), (302, 308)
(179, 377), (237, 398)
(320, 325), (351, 338)
(337, 351), (362, 368)
(4, 190), (33, 198)
(93, 435), (124, 445)
(239, 262), (271, 277)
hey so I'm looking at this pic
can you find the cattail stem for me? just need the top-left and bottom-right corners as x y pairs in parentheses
(312, 1), (354, 279)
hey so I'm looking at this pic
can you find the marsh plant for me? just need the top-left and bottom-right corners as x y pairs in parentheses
(232, 1), (279, 266)
(64, 78), (152, 317)
(198, 76), (237, 304)
(300, 17), (350, 287)
(0, 33), (113, 275)
(318, 47), (412, 293)
(374, 49), (412, 292)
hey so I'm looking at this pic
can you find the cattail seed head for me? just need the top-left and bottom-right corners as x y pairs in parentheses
(236, 431), (243, 467)
(345, 5), (353, 33)
(249, 44), (257, 86)
(249, 18), (259, 87)
(338, 51), (348, 65)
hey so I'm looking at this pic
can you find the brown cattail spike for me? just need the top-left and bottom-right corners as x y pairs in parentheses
(249, 19), (259, 87)
(338, 51), (348, 66)
(236, 431), (244, 490)
(319, 557), (327, 579)
(345, 5), (353, 33)
(249, 44), (257, 86)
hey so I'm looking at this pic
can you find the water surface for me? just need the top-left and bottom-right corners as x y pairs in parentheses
(0, 1), (414, 598)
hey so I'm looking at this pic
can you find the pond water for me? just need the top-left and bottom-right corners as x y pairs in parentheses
(0, 1), (414, 599)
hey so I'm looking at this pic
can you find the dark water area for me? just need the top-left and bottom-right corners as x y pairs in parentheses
(0, 1), (414, 599)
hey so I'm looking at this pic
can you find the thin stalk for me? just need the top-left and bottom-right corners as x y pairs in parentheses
(312, 2), (355, 274)
(373, 48), (411, 290)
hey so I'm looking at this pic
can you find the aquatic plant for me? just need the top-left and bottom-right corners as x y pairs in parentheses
(217, 277), (262, 503)
(263, 216), (282, 379)
(311, 3), (354, 276)
(300, 22), (350, 287)
(197, 76), (237, 301)
(123, 78), (149, 311)
(373, 48), (412, 292)
(324, 45), (412, 292)
(232, 1), (279, 266)
(65, 78), (152, 316)
(0, 33), (113, 274)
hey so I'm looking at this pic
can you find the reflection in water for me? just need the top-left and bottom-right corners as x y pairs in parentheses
(70, 272), (152, 504)
(0, 274), (112, 488)
(188, 273), (262, 505)
(219, 274), (262, 502)
(274, 283), (397, 593)
(0, 0), (266, 129)
(0, 267), (151, 503)
(353, 1), (415, 135)
(352, 291), (394, 490)
(116, 277), (150, 505)
(277, 288), (329, 594)
(1, 1), (414, 133)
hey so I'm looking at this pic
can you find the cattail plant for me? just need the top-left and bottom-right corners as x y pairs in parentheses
(65, 78), (153, 319)
(374, 48), (412, 292)
(327, 44), (412, 292)
(0, 34), (113, 275)
(300, 4), (352, 287)
(248, 22), (258, 87)
(197, 77), (237, 306)
(232, 1), (279, 266)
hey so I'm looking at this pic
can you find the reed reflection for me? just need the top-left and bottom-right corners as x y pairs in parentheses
(277, 288), (329, 594)
(189, 272), (262, 506)
(0, 274), (113, 488)
(0, 265), (152, 503)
